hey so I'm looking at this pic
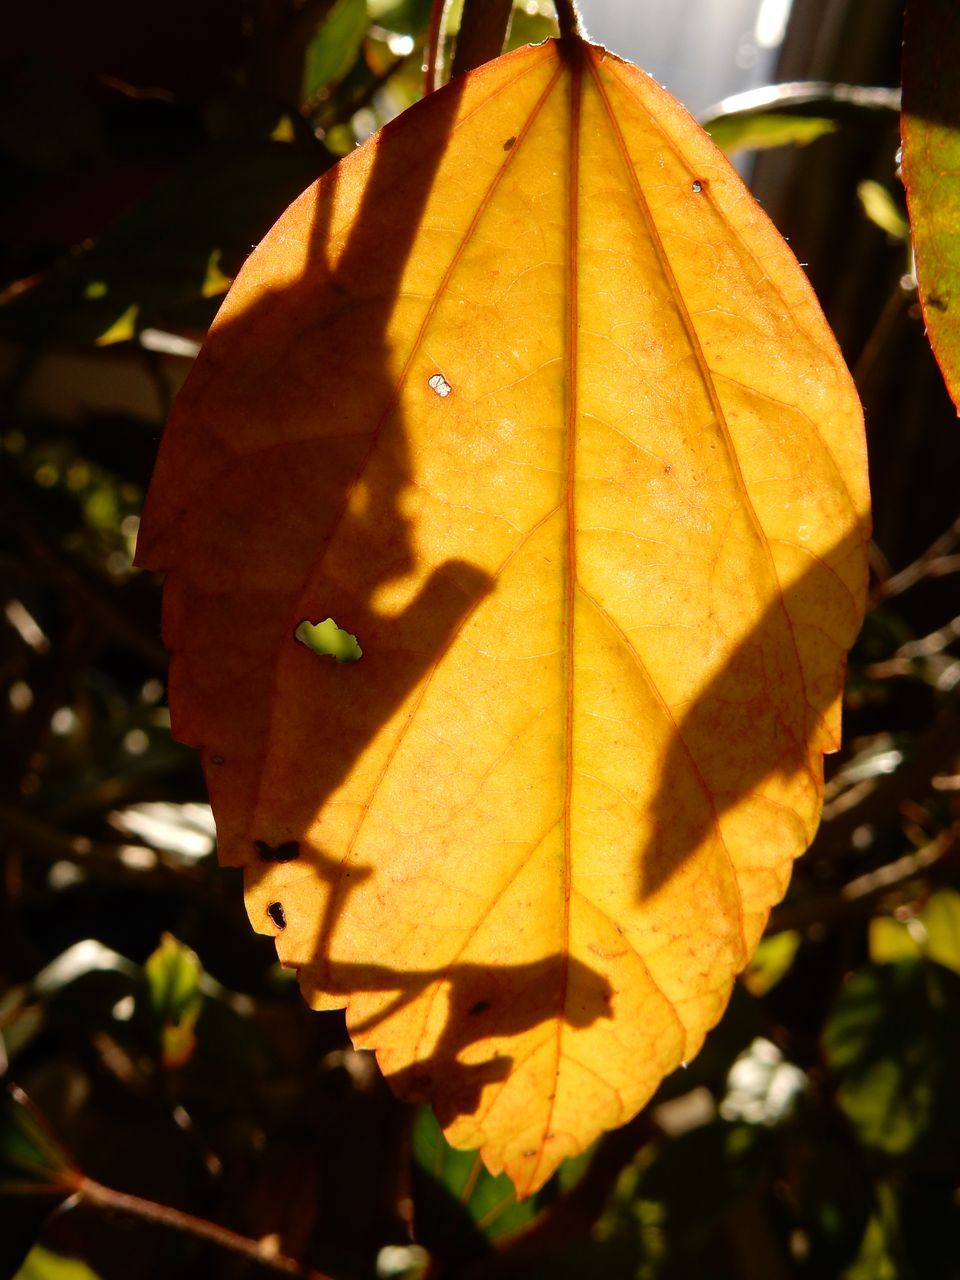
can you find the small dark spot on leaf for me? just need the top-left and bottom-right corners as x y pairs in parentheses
(469, 1000), (492, 1016)
(663, 463), (673, 474)
(210, 754), (224, 766)
(691, 178), (706, 193)
(267, 901), (287, 929)
(255, 839), (300, 863)
(522, 1148), (537, 1158)
(503, 136), (516, 151)
(928, 293), (950, 312)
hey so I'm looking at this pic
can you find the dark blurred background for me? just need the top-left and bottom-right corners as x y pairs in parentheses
(1, 1), (959, 1277)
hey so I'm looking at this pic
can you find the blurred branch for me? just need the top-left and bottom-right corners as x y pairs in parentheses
(811, 692), (960, 857)
(852, 276), (915, 397)
(73, 1175), (335, 1279)
(699, 80), (901, 129)
(769, 826), (959, 934)
(0, 802), (217, 895)
(866, 612), (960, 682)
(450, 0), (513, 79)
(0, 474), (167, 669)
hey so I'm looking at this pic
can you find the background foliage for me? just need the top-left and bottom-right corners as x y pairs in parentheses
(1, 1), (958, 1276)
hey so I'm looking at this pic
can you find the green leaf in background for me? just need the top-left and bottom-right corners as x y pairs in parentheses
(706, 111), (836, 155)
(528, 1122), (769, 1279)
(0, 1087), (81, 1276)
(869, 889), (960, 973)
(302, 0), (369, 103)
(0, 143), (323, 346)
(143, 933), (204, 1069)
(823, 960), (960, 1158)
(902, 0), (960, 414)
(15, 1246), (103, 1280)
(410, 1107), (539, 1260)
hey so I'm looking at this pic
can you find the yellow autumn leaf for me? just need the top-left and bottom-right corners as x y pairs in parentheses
(137, 37), (870, 1196)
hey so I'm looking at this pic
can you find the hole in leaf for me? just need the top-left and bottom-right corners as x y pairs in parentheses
(295, 618), (362, 663)
(691, 179), (706, 193)
(267, 902), (287, 929)
(427, 373), (452, 397)
(254, 839), (300, 863)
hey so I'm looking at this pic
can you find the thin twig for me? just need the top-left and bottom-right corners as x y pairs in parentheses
(871, 512), (960, 604)
(423, 0), (448, 94)
(852, 277), (914, 395)
(74, 1176), (334, 1279)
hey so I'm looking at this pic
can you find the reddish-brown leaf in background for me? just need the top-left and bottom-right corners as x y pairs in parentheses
(902, 0), (960, 413)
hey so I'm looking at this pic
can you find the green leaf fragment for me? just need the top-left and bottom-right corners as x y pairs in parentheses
(857, 180), (909, 240)
(295, 617), (363, 663)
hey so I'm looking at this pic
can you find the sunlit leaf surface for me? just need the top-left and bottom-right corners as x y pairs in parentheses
(138, 38), (869, 1194)
(902, 0), (960, 413)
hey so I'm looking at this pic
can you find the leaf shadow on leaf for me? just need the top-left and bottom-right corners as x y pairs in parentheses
(138, 60), (616, 1123)
(643, 522), (869, 902)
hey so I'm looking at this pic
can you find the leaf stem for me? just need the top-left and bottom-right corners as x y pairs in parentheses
(554, 0), (585, 42)
(74, 1175), (335, 1279)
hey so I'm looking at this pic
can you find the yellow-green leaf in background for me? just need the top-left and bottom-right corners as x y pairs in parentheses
(15, 1248), (102, 1280)
(706, 111), (836, 156)
(143, 934), (204, 1068)
(857, 180), (909, 241)
(869, 889), (960, 974)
